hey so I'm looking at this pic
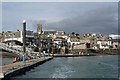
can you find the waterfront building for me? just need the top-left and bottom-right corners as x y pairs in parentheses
(83, 33), (92, 38)
(56, 31), (66, 35)
(26, 30), (34, 46)
(109, 34), (120, 49)
(55, 31), (69, 40)
(81, 37), (96, 49)
(112, 41), (119, 49)
(69, 32), (80, 38)
(33, 34), (53, 53)
(67, 36), (94, 50)
(33, 32), (39, 46)
(53, 37), (68, 53)
(53, 37), (67, 47)
(40, 35), (53, 53)
(99, 34), (103, 38)
(109, 34), (120, 39)
(103, 36), (108, 41)
(0, 32), (4, 42)
(69, 32), (76, 37)
(57, 34), (68, 40)
(43, 31), (56, 35)
(2, 30), (34, 46)
(67, 32), (82, 49)
(0, 33), (2, 42)
(97, 40), (112, 49)
(3, 30), (23, 46)
(67, 37), (81, 50)
(73, 43), (90, 49)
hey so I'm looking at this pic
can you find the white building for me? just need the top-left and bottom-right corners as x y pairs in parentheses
(97, 40), (112, 49)
(3, 30), (34, 46)
(53, 37), (67, 48)
(91, 33), (97, 38)
(4, 30), (23, 43)
(67, 37), (81, 49)
(109, 34), (120, 39)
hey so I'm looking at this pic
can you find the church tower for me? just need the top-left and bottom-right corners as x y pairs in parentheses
(37, 24), (42, 34)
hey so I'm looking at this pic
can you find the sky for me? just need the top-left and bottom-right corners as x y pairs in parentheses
(2, 2), (118, 35)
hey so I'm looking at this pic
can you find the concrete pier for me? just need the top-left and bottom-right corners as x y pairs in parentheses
(0, 57), (53, 79)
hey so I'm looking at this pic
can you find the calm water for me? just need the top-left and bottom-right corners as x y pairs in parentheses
(12, 55), (118, 78)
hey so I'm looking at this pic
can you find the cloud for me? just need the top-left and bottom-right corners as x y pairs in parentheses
(2, 2), (118, 35)
(29, 3), (118, 35)
(2, 0), (120, 2)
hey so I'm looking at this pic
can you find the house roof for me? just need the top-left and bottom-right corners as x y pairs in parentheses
(54, 37), (66, 41)
(81, 37), (95, 40)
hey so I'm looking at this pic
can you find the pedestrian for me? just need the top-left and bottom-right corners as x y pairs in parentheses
(17, 56), (20, 61)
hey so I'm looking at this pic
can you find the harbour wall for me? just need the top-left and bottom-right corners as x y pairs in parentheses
(71, 49), (120, 55)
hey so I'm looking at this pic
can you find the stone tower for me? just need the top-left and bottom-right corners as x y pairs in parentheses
(37, 24), (42, 34)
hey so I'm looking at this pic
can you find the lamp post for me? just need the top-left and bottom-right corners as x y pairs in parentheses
(52, 39), (54, 56)
(12, 33), (14, 46)
(39, 33), (41, 57)
(23, 20), (26, 63)
(47, 35), (50, 56)
(12, 33), (15, 46)
(9, 33), (12, 46)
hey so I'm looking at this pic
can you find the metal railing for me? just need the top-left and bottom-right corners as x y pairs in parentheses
(0, 42), (33, 57)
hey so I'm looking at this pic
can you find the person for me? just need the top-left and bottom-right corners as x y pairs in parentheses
(20, 54), (22, 61)
(13, 57), (17, 63)
(28, 57), (30, 60)
(82, 52), (84, 55)
(17, 56), (20, 61)
(79, 52), (81, 55)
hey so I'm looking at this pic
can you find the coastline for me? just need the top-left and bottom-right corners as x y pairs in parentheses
(1, 48), (119, 60)
(53, 53), (119, 57)
(70, 49), (119, 56)
(1, 49), (119, 59)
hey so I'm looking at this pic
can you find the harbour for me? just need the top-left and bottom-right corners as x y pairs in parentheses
(11, 55), (118, 79)
(0, 2), (120, 80)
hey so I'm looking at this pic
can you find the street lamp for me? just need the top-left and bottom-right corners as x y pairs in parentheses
(9, 33), (12, 46)
(39, 32), (41, 57)
(52, 39), (55, 56)
(9, 33), (15, 46)
(47, 35), (50, 56)
(12, 33), (15, 46)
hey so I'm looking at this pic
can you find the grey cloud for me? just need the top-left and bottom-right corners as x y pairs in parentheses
(2, 2), (118, 35)
(27, 19), (46, 31)
(38, 5), (118, 35)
